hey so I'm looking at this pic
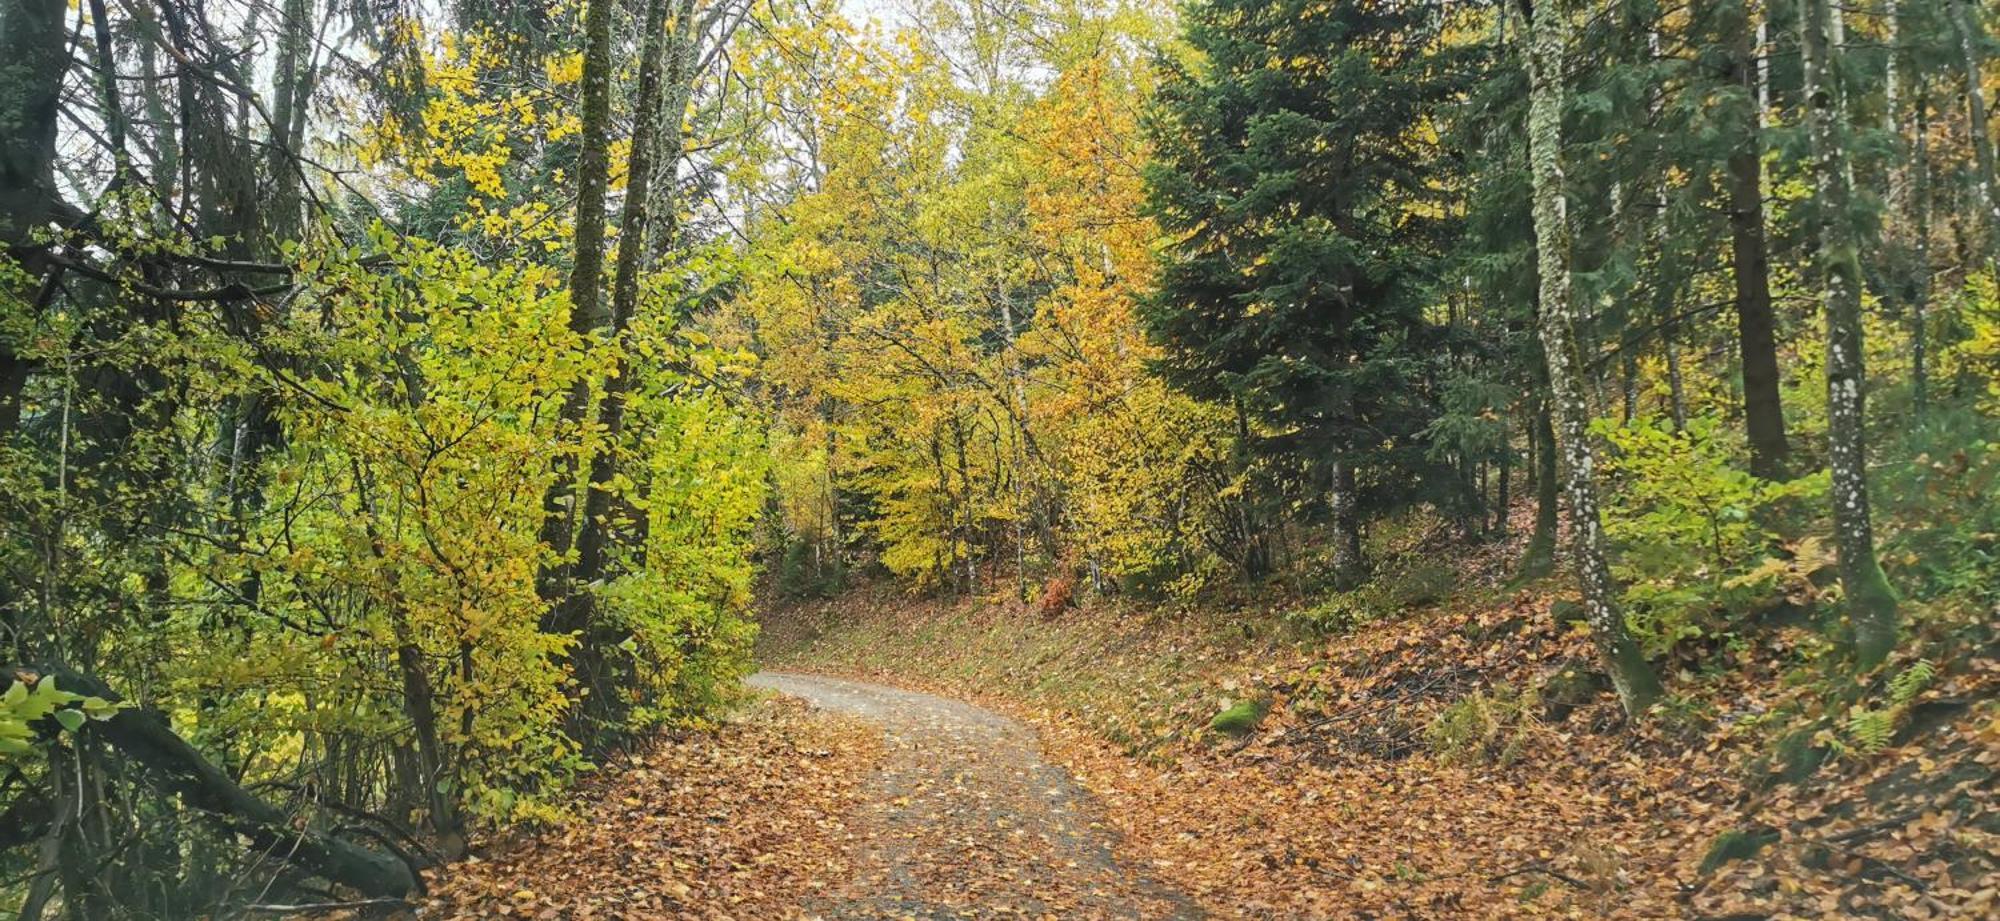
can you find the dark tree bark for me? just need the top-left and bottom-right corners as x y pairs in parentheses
(1724, 4), (1790, 479)
(0, 0), (74, 433)
(1518, 396), (1560, 580)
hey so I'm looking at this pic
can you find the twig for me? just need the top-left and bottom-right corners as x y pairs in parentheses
(243, 897), (407, 914)
(1488, 861), (1589, 889)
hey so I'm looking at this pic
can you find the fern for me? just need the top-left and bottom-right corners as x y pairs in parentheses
(1889, 659), (1935, 706)
(1839, 660), (1936, 757)
(1844, 707), (1896, 755)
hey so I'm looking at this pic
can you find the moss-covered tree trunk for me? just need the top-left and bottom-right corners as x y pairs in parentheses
(565, 0), (681, 725)
(1800, 0), (1900, 668)
(1521, 0), (1662, 716)
(538, 0), (617, 618)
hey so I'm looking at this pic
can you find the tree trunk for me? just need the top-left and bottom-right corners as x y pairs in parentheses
(1522, 0), (1662, 715)
(1886, 0), (1935, 417)
(1912, 87), (1934, 416)
(538, 0), (619, 622)
(1726, 5), (1790, 478)
(563, 0), (682, 726)
(1329, 458), (1364, 589)
(0, 0), (73, 435)
(1800, 0), (1899, 668)
(1519, 398), (1560, 580)
(1950, 0), (2000, 251)
(1663, 317), (1688, 431)
(267, 0), (310, 241)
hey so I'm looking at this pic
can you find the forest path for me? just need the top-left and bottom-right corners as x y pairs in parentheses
(745, 672), (1199, 920)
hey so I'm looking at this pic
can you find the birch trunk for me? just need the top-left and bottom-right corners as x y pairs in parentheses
(1800, 0), (1900, 667)
(1522, 0), (1662, 715)
(1330, 458), (1364, 589)
(1950, 0), (2000, 251)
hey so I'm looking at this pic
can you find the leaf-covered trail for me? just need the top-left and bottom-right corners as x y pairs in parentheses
(746, 672), (1199, 920)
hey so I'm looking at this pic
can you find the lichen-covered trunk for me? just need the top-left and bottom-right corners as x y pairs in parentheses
(1329, 458), (1364, 589)
(1521, 0), (1661, 716)
(1800, 0), (1900, 668)
(538, 0), (618, 621)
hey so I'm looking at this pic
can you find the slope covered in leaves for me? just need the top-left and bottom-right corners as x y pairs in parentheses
(760, 535), (1998, 919)
(419, 698), (881, 920)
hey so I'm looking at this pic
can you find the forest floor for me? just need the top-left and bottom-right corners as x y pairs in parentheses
(414, 678), (1193, 921)
(403, 528), (1995, 920)
(756, 539), (1998, 919)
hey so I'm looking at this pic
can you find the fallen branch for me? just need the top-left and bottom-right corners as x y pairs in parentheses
(1487, 861), (1588, 890)
(7, 665), (417, 900)
(244, 897), (408, 914)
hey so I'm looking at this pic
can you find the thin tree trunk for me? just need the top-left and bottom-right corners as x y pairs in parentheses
(1330, 458), (1364, 589)
(1800, 0), (1900, 667)
(1727, 3), (1791, 478)
(538, 0), (619, 620)
(1887, 0), (1934, 417)
(267, 0), (309, 240)
(1912, 88), (1934, 416)
(1950, 0), (2000, 249)
(1663, 317), (1688, 431)
(1522, 0), (1662, 715)
(1519, 398), (1560, 579)
(562, 0), (679, 720)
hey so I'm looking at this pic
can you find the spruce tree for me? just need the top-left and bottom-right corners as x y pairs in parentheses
(1143, 0), (1466, 586)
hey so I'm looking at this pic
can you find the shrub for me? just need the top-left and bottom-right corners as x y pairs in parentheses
(1209, 697), (1270, 737)
(1426, 684), (1541, 767)
(1596, 415), (1827, 658)
(1287, 560), (1460, 636)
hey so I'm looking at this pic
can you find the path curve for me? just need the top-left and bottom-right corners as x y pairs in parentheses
(747, 672), (1198, 920)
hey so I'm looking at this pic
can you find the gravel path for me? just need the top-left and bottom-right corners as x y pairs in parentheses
(746, 672), (1198, 920)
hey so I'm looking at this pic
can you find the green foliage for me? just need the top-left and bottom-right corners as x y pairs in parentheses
(1832, 659), (1935, 758)
(1875, 410), (2000, 607)
(1596, 415), (1828, 656)
(1426, 685), (1541, 768)
(0, 675), (122, 759)
(1288, 560), (1458, 637)
(1143, 0), (1474, 510)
